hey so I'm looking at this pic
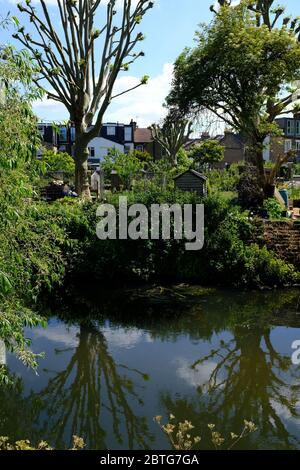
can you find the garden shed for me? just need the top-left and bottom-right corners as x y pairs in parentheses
(174, 169), (207, 197)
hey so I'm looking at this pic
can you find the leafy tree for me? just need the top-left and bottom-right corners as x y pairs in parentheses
(102, 149), (143, 189)
(40, 149), (75, 179)
(167, 0), (300, 194)
(151, 114), (193, 166)
(130, 149), (152, 166)
(188, 140), (224, 170)
(13, 0), (154, 197)
(0, 40), (42, 168)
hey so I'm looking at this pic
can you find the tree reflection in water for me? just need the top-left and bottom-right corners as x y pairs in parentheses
(1, 288), (300, 450)
(0, 322), (153, 450)
(160, 292), (300, 450)
(34, 322), (152, 449)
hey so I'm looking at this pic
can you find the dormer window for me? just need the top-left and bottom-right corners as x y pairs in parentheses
(107, 126), (116, 136)
(124, 126), (132, 141)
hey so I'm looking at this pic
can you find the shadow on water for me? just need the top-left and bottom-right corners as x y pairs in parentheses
(0, 286), (300, 450)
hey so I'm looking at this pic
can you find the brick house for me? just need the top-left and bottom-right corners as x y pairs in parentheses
(184, 131), (245, 168)
(133, 126), (163, 160)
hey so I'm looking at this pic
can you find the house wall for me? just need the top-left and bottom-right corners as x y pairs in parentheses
(269, 136), (285, 163)
(87, 136), (125, 165)
(37, 121), (136, 167)
(142, 141), (163, 160)
(214, 133), (245, 168)
(223, 133), (245, 165)
(272, 116), (300, 163)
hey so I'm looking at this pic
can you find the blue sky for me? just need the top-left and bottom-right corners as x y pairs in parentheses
(1, 0), (300, 126)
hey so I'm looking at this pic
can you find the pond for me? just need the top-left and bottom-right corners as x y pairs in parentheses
(1, 287), (300, 450)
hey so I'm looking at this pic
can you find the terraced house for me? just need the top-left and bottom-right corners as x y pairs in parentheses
(37, 120), (137, 168)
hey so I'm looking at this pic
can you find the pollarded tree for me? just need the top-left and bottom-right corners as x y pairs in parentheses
(167, 0), (300, 194)
(13, 0), (154, 197)
(151, 114), (193, 166)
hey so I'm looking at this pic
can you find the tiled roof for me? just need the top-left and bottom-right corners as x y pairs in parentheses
(134, 128), (153, 143)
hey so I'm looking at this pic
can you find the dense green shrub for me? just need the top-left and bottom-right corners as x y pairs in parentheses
(237, 164), (264, 209)
(39, 150), (75, 180)
(263, 198), (283, 220)
(62, 188), (299, 288)
(102, 149), (144, 188)
(206, 164), (241, 193)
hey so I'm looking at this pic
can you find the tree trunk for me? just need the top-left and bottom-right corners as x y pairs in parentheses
(245, 139), (267, 196)
(74, 141), (91, 199)
(73, 116), (91, 198)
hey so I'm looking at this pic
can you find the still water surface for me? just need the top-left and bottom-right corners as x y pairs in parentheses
(1, 287), (300, 450)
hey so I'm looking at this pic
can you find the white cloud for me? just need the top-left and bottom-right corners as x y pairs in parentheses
(105, 63), (173, 126)
(175, 357), (218, 389)
(213, 0), (240, 8)
(103, 327), (153, 349)
(34, 324), (78, 347)
(33, 63), (173, 126)
(33, 90), (68, 121)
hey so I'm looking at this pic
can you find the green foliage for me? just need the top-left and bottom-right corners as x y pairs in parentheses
(130, 149), (152, 166)
(0, 302), (45, 385)
(72, 187), (299, 288)
(0, 166), (89, 383)
(206, 164), (241, 193)
(102, 149), (144, 188)
(39, 150), (75, 179)
(175, 147), (193, 174)
(188, 140), (224, 170)
(263, 198), (283, 219)
(169, 2), (300, 134)
(167, 0), (300, 183)
(0, 44), (42, 169)
(292, 163), (300, 176)
(237, 164), (264, 209)
(289, 186), (300, 201)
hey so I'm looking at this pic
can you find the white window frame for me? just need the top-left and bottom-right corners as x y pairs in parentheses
(89, 147), (95, 157)
(287, 120), (295, 136)
(124, 126), (132, 142)
(284, 139), (292, 153)
(295, 140), (300, 151)
(107, 126), (116, 136)
(70, 127), (76, 141)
